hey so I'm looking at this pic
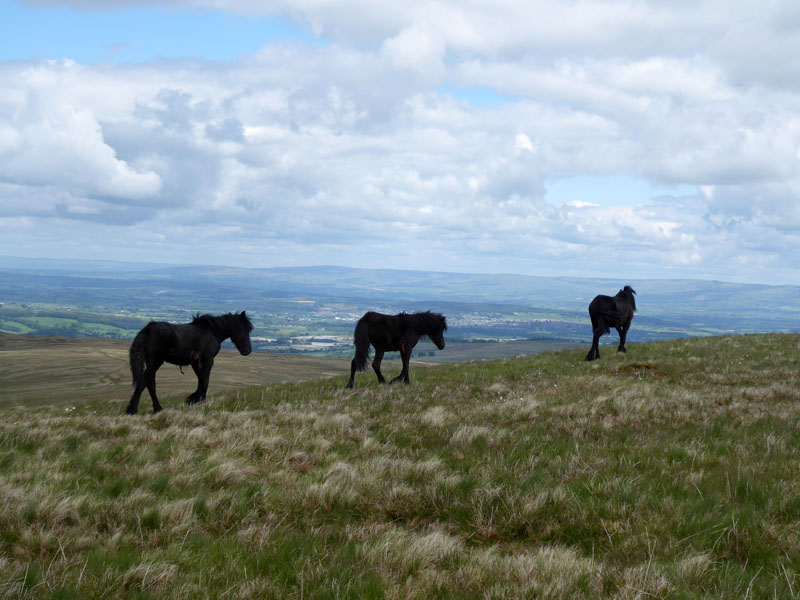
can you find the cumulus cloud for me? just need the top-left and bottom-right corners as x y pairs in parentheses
(381, 24), (445, 83)
(2, 0), (800, 283)
(0, 61), (161, 210)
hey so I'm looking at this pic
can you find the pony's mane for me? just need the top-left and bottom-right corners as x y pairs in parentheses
(616, 286), (637, 312)
(191, 312), (253, 337)
(402, 311), (448, 335)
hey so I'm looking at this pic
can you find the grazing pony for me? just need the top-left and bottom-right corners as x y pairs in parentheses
(585, 286), (636, 361)
(126, 311), (253, 414)
(346, 311), (447, 389)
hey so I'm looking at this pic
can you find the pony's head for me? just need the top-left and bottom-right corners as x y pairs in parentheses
(425, 312), (448, 350)
(432, 332), (446, 350)
(230, 311), (254, 356)
(619, 286), (637, 311)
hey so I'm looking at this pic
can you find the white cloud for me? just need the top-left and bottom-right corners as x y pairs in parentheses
(515, 133), (534, 153)
(381, 24), (445, 83)
(0, 62), (161, 207)
(2, 1), (800, 283)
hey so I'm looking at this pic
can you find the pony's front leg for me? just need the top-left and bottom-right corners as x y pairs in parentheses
(372, 350), (387, 384)
(617, 324), (630, 353)
(390, 347), (412, 384)
(187, 357), (213, 404)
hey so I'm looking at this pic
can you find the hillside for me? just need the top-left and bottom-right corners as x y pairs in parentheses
(0, 333), (350, 410)
(1, 334), (799, 598)
(0, 333), (577, 410)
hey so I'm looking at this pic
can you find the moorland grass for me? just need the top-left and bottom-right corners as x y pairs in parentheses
(1, 333), (799, 598)
(0, 334), (350, 409)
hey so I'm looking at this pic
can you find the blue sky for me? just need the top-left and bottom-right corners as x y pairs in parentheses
(1, 0), (799, 284)
(1, 3), (311, 63)
(545, 175), (697, 208)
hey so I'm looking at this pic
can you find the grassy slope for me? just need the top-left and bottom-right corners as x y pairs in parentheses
(1, 334), (799, 599)
(0, 334), (350, 410)
(0, 333), (574, 410)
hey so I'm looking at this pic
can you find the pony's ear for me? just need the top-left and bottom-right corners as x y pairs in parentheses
(240, 311), (247, 317)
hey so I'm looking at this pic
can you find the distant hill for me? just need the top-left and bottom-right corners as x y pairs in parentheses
(1, 256), (799, 343)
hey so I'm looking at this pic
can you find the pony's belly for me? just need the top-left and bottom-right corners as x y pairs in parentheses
(165, 358), (191, 367)
(165, 350), (197, 366)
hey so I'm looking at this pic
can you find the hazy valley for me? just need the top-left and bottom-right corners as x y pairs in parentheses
(2, 257), (798, 361)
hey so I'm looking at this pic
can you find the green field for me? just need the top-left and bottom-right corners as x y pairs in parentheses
(1, 333), (799, 598)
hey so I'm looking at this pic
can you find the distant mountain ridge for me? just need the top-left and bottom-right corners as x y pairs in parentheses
(4, 256), (795, 306)
(1, 256), (798, 340)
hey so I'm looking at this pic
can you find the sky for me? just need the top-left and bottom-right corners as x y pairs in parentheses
(1, 1), (799, 284)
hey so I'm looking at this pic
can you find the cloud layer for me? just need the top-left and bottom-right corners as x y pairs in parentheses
(2, 0), (800, 283)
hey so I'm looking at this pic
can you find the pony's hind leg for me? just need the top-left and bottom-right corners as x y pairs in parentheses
(585, 333), (601, 361)
(147, 383), (163, 413)
(145, 364), (163, 413)
(346, 359), (357, 389)
(585, 315), (599, 361)
(128, 365), (162, 414)
(372, 349), (387, 384)
(126, 384), (145, 415)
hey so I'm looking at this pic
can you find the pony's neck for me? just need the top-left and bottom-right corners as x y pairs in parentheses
(414, 315), (440, 337)
(421, 323), (439, 336)
(206, 315), (234, 343)
(217, 323), (236, 343)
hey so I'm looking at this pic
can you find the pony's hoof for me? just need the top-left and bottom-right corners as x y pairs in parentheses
(125, 407), (137, 415)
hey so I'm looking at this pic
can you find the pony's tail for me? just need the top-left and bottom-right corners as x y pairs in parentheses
(129, 329), (147, 386)
(352, 319), (370, 372)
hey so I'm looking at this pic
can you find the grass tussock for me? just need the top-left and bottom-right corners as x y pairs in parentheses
(1, 333), (800, 598)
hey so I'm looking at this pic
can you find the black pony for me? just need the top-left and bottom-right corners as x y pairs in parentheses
(126, 311), (253, 414)
(585, 286), (636, 361)
(346, 311), (447, 389)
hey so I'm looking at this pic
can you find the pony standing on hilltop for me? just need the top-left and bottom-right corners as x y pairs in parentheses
(346, 311), (447, 389)
(585, 286), (637, 361)
(126, 311), (253, 414)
